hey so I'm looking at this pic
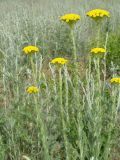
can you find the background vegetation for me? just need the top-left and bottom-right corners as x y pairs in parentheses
(0, 0), (120, 159)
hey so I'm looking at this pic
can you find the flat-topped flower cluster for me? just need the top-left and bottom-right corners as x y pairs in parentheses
(110, 78), (120, 84)
(23, 46), (39, 54)
(86, 9), (110, 19)
(60, 13), (80, 23)
(91, 48), (106, 54)
(26, 86), (39, 94)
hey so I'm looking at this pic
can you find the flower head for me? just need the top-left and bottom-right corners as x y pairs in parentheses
(110, 78), (120, 84)
(26, 86), (39, 94)
(86, 9), (110, 20)
(90, 48), (106, 54)
(60, 13), (80, 24)
(51, 58), (68, 65)
(23, 46), (39, 54)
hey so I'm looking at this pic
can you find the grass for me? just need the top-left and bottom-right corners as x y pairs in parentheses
(0, 0), (120, 159)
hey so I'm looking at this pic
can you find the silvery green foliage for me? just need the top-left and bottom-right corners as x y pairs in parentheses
(0, 0), (120, 159)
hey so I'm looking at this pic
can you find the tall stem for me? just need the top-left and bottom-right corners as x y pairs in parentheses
(59, 67), (70, 160)
(64, 66), (70, 124)
(70, 24), (79, 88)
(34, 96), (50, 160)
(103, 86), (118, 160)
(70, 25), (77, 63)
(96, 22), (101, 47)
(92, 57), (102, 159)
(30, 54), (50, 159)
(70, 24), (84, 159)
(30, 55), (36, 84)
(3, 66), (7, 110)
(103, 31), (109, 89)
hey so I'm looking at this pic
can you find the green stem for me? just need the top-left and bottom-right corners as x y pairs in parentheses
(103, 31), (109, 89)
(70, 24), (79, 89)
(64, 66), (70, 124)
(96, 22), (101, 47)
(71, 24), (84, 160)
(30, 55), (36, 84)
(34, 96), (50, 160)
(70, 24), (77, 63)
(103, 87), (118, 160)
(70, 23), (84, 159)
(3, 66), (7, 110)
(30, 54), (50, 159)
(93, 58), (102, 159)
(59, 67), (70, 160)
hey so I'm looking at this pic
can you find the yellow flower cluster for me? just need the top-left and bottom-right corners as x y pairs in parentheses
(26, 86), (39, 94)
(51, 58), (68, 65)
(86, 9), (110, 19)
(110, 78), (120, 84)
(60, 13), (80, 23)
(23, 46), (39, 54)
(91, 48), (106, 54)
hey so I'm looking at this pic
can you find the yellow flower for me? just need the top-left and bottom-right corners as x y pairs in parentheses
(23, 46), (39, 54)
(86, 9), (110, 19)
(110, 78), (120, 84)
(90, 48), (106, 54)
(26, 86), (39, 94)
(51, 58), (68, 65)
(60, 13), (80, 24)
